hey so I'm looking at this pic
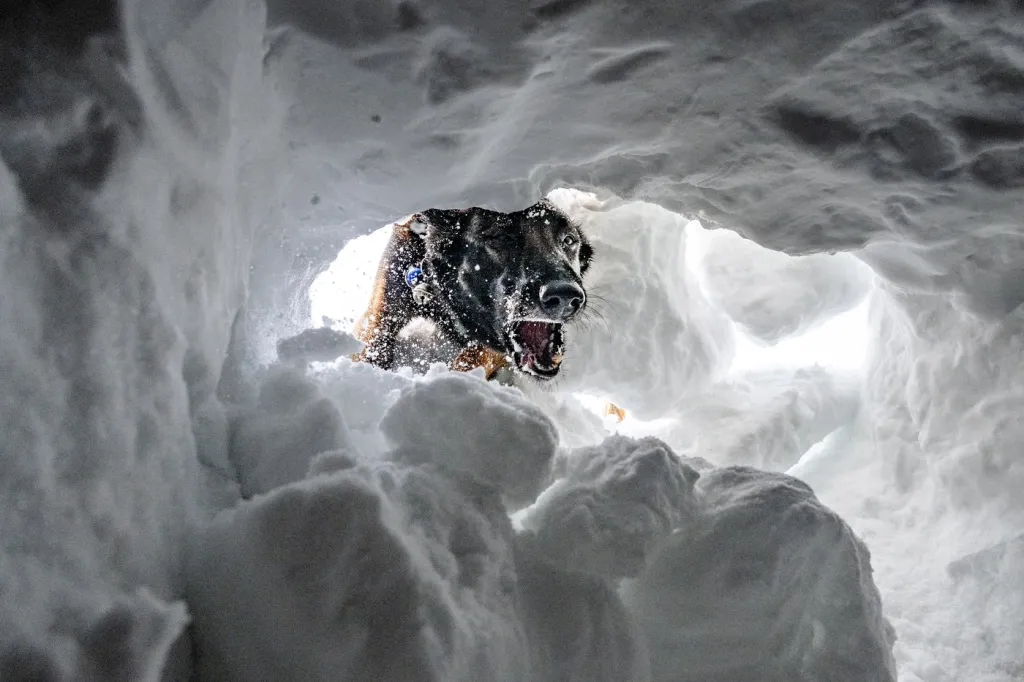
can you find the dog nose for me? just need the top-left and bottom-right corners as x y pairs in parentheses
(539, 281), (585, 320)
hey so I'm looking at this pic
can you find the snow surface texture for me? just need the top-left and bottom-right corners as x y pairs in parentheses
(623, 466), (896, 682)
(629, 367), (863, 472)
(1, 0), (281, 679)
(191, 365), (894, 682)
(543, 189), (735, 419)
(698, 227), (871, 344)
(517, 435), (702, 580)
(5, 0), (1024, 680)
(245, 0), (1024, 344)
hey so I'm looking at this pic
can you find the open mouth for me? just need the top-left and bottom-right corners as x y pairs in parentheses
(509, 320), (565, 380)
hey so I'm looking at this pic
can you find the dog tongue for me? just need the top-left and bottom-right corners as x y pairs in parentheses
(517, 322), (551, 355)
(514, 321), (564, 373)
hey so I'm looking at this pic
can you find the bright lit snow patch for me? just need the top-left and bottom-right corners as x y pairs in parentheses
(729, 299), (871, 374)
(309, 223), (396, 330)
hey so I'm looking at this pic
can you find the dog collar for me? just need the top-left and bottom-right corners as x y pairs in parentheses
(405, 265), (424, 289)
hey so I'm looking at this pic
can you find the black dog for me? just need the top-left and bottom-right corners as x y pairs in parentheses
(353, 200), (592, 381)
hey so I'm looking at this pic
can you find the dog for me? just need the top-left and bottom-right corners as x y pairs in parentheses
(352, 199), (592, 382)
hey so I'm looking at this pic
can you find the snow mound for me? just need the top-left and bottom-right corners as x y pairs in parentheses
(192, 368), (898, 682)
(381, 371), (559, 509)
(187, 468), (529, 682)
(623, 466), (896, 682)
(518, 435), (700, 579)
(698, 227), (872, 344)
(190, 423), (659, 682)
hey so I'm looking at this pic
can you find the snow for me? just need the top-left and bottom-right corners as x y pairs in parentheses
(697, 226), (872, 345)
(543, 190), (735, 419)
(188, 467), (531, 682)
(622, 466), (896, 682)
(516, 435), (701, 579)
(229, 364), (352, 497)
(6, 0), (1024, 680)
(381, 371), (559, 509)
(309, 225), (395, 332)
(629, 366), (862, 472)
(1, 0), (278, 677)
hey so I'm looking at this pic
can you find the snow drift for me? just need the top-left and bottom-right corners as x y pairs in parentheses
(188, 367), (894, 682)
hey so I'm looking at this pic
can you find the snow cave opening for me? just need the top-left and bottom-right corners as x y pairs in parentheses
(308, 187), (873, 459)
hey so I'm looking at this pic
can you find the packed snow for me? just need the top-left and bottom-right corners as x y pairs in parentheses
(5, 0), (1024, 681)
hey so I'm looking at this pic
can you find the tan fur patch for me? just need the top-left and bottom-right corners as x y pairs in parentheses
(354, 216), (416, 345)
(451, 345), (510, 379)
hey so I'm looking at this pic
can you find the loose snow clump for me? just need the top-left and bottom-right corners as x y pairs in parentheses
(518, 435), (701, 579)
(381, 371), (559, 509)
(624, 466), (896, 682)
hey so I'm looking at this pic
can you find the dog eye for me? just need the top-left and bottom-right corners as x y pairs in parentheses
(562, 234), (578, 248)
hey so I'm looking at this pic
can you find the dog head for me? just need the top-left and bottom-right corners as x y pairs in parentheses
(413, 199), (592, 380)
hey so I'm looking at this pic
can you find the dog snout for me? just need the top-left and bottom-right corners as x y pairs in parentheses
(539, 280), (585, 320)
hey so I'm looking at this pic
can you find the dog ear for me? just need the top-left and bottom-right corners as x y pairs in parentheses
(402, 210), (457, 241)
(418, 208), (466, 233)
(407, 213), (430, 238)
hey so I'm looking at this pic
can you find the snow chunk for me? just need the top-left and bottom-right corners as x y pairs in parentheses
(187, 466), (530, 682)
(516, 553), (650, 682)
(229, 365), (351, 497)
(698, 227), (872, 344)
(519, 435), (700, 579)
(276, 327), (363, 363)
(381, 372), (558, 509)
(0, 589), (187, 682)
(623, 466), (896, 682)
(74, 590), (189, 682)
(312, 358), (424, 458)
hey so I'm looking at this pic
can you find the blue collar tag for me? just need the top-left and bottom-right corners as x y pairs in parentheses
(405, 265), (424, 289)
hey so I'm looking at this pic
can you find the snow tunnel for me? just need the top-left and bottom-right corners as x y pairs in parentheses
(3, 1), (1024, 681)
